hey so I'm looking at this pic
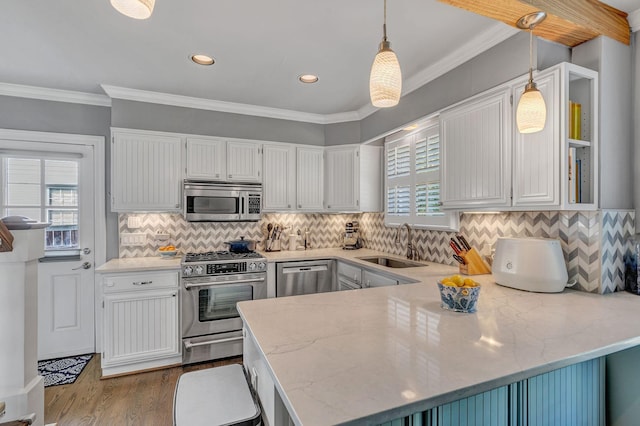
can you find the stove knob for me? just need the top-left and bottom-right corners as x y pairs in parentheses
(183, 266), (193, 276)
(195, 265), (204, 275)
(248, 262), (256, 271)
(258, 262), (266, 270)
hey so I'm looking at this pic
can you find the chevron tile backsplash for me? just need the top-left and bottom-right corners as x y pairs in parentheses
(118, 212), (361, 258)
(119, 209), (634, 294)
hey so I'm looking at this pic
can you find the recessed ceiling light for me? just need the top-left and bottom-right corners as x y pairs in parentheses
(191, 54), (215, 66)
(298, 74), (319, 84)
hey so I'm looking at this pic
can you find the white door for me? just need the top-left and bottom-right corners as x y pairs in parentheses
(0, 149), (96, 360)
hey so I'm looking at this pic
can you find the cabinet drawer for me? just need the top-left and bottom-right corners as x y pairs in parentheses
(103, 271), (179, 293)
(337, 262), (361, 283)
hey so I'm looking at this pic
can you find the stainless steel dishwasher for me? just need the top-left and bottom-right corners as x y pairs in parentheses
(276, 260), (335, 297)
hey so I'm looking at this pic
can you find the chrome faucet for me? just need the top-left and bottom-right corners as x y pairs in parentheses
(396, 223), (419, 260)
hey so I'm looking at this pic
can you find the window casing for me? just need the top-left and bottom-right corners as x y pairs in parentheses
(385, 119), (459, 230)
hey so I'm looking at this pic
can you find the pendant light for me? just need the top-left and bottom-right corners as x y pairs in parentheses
(110, 0), (155, 20)
(369, 0), (402, 108)
(516, 11), (547, 134)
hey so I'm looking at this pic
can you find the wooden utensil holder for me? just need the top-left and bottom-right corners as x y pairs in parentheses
(459, 247), (491, 275)
(0, 220), (14, 252)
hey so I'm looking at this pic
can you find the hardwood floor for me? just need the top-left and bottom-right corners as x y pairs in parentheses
(44, 354), (242, 426)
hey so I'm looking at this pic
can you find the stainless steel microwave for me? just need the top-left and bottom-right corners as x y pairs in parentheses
(183, 181), (262, 222)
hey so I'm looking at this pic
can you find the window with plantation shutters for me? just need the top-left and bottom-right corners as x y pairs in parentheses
(384, 117), (458, 231)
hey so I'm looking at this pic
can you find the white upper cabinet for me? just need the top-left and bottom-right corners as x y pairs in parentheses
(111, 129), (183, 212)
(325, 145), (382, 212)
(185, 137), (226, 180)
(325, 146), (358, 211)
(296, 146), (324, 211)
(262, 143), (296, 211)
(227, 140), (262, 183)
(440, 87), (512, 209)
(185, 138), (262, 183)
(440, 62), (598, 212)
(512, 68), (560, 208)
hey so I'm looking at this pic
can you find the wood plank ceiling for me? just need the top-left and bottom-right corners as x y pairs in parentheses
(437, 0), (630, 46)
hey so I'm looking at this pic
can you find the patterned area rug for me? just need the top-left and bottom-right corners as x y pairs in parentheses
(38, 354), (93, 387)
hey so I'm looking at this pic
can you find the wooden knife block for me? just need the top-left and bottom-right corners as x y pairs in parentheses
(459, 247), (491, 275)
(0, 220), (13, 252)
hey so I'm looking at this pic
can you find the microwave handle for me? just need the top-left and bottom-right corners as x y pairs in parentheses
(241, 196), (245, 215)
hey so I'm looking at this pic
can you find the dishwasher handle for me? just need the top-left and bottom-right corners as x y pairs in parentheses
(282, 265), (329, 274)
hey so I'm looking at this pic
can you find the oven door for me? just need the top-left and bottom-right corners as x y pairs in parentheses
(181, 273), (267, 338)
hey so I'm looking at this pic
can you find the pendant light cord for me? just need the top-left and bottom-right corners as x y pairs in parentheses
(528, 25), (534, 84)
(383, 0), (388, 41)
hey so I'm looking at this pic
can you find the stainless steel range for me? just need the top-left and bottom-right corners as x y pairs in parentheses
(181, 250), (267, 365)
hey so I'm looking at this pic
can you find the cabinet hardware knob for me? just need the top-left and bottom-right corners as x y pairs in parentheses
(82, 248), (91, 255)
(328, 205), (331, 209)
(288, 204), (291, 208)
(215, 174), (220, 178)
(228, 174), (232, 179)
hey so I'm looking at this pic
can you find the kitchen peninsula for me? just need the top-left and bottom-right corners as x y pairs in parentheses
(239, 249), (640, 425)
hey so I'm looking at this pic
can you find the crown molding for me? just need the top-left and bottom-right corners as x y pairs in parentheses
(0, 82), (111, 107)
(357, 22), (519, 120)
(101, 84), (361, 125)
(628, 9), (640, 33)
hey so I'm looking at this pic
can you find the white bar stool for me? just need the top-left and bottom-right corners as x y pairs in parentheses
(174, 364), (261, 426)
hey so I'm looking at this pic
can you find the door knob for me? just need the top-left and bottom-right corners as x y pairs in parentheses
(82, 248), (91, 255)
(73, 262), (92, 270)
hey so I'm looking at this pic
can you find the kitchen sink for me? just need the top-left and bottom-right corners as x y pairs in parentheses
(356, 256), (425, 268)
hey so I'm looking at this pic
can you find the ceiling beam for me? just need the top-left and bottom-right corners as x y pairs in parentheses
(437, 0), (630, 47)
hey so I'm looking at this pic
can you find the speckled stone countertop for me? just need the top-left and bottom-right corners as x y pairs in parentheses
(238, 248), (640, 425)
(95, 256), (181, 273)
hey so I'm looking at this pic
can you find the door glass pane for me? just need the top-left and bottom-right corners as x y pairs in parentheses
(6, 207), (42, 220)
(198, 285), (253, 321)
(44, 160), (79, 252)
(6, 158), (41, 206)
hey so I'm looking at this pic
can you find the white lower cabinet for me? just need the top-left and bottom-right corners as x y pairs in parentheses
(101, 270), (181, 377)
(362, 269), (398, 288)
(244, 328), (292, 426)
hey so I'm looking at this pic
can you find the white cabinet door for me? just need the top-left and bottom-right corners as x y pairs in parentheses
(325, 146), (359, 211)
(103, 288), (179, 369)
(512, 69), (560, 208)
(185, 137), (226, 180)
(111, 130), (183, 212)
(262, 143), (296, 211)
(296, 146), (324, 211)
(362, 269), (398, 288)
(440, 87), (511, 209)
(227, 141), (262, 183)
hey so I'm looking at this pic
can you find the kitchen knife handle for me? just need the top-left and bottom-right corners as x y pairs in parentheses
(457, 235), (472, 251)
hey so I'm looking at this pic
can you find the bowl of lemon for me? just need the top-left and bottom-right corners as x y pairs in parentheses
(158, 245), (178, 258)
(437, 275), (481, 313)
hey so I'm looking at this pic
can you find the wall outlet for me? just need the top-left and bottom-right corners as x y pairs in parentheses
(154, 232), (170, 242)
(127, 216), (143, 229)
(120, 233), (146, 246)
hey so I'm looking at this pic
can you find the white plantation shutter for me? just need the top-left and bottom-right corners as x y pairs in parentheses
(384, 118), (458, 230)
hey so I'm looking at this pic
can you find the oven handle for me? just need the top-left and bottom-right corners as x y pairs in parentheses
(184, 336), (243, 350)
(183, 276), (266, 289)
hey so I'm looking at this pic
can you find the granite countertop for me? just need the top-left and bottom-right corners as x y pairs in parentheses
(238, 248), (640, 425)
(95, 256), (181, 273)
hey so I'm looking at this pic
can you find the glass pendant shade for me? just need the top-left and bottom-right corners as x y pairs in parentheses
(370, 43), (402, 108)
(517, 85), (547, 133)
(110, 0), (155, 19)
